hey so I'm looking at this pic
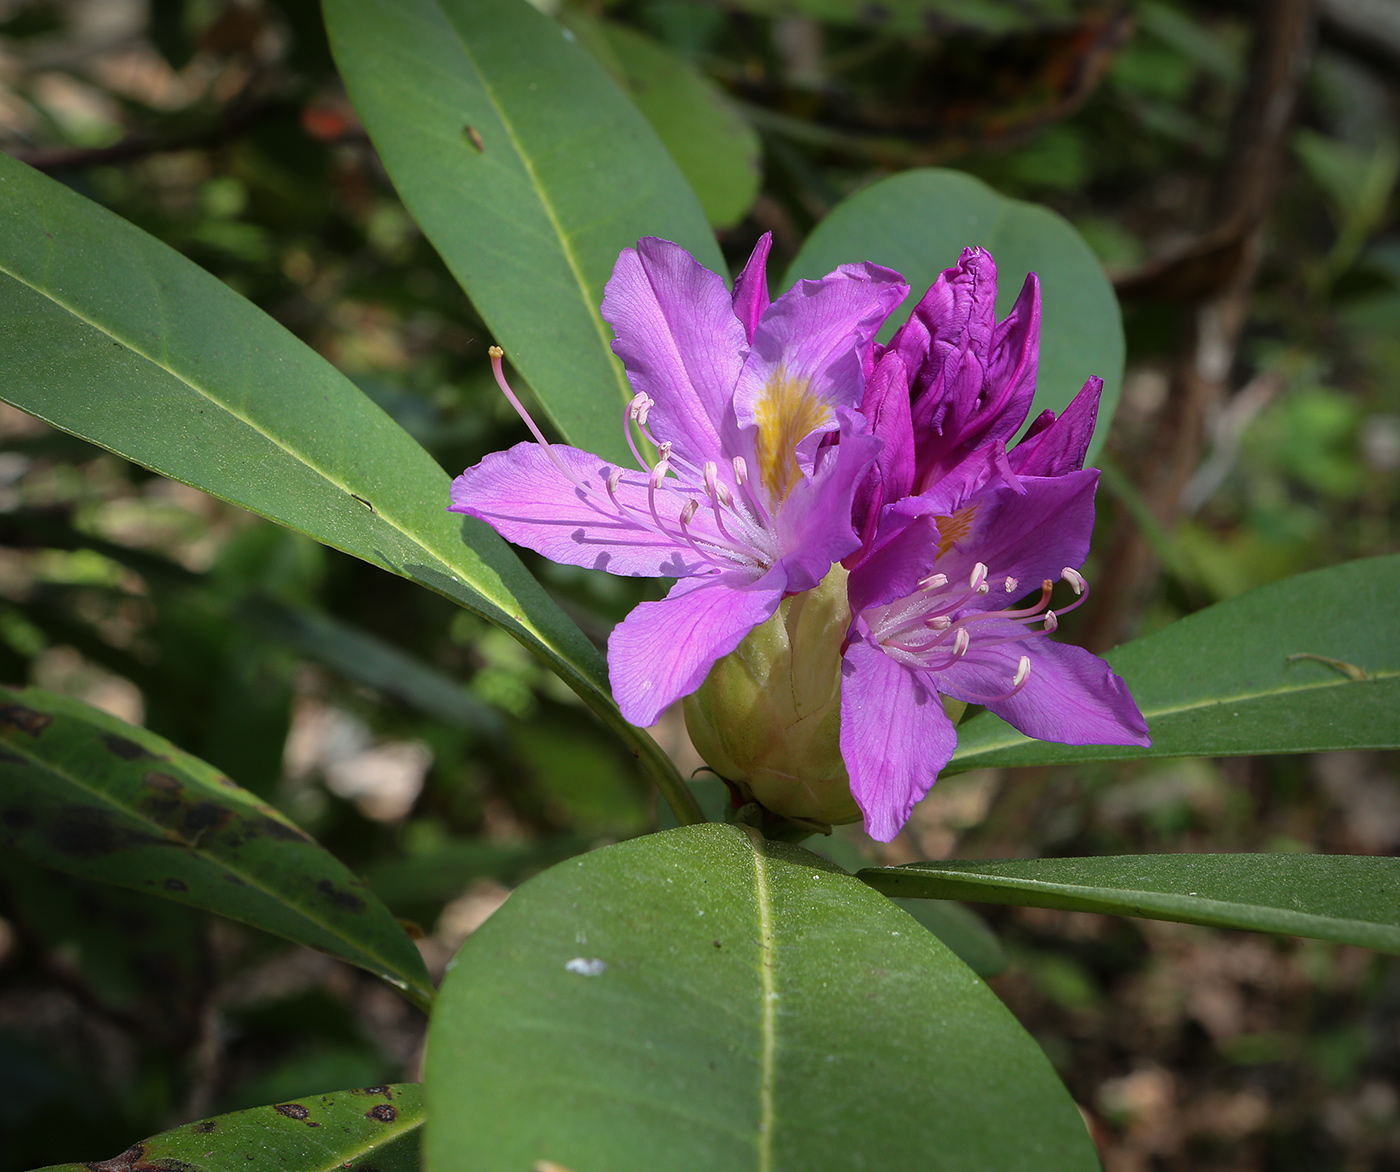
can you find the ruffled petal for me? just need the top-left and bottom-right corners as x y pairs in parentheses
(601, 238), (747, 472)
(734, 261), (908, 430)
(1009, 377), (1102, 477)
(850, 349), (915, 550)
(936, 627), (1150, 747)
(451, 442), (722, 578)
(608, 567), (787, 727)
(840, 635), (958, 842)
(731, 233), (772, 344)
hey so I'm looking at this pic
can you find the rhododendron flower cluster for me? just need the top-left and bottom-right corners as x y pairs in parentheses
(451, 237), (1149, 842)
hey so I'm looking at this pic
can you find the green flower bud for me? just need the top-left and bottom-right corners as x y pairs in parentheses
(683, 565), (859, 827)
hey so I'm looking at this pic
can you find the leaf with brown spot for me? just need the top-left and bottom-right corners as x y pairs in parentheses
(32, 1084), (423, 1172)
(0, 685), (432, 1010)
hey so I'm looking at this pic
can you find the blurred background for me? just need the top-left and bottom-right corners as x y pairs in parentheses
(0, 0), (1396, 1167)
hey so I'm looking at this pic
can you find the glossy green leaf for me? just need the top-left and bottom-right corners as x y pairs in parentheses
(0, 152), (700, 825)
(861, 855), (1400, 952)
(33, 1084), (422, 1172)
(425, 823), (1097, 1171)
(891, 896), (1009, 976)
(785, 168), (1123, 461)
(324, 0), (723, 465)
(948, 554), (1400, 771)
(0, 685), (434, 1010)
(585, 17), (762, 229)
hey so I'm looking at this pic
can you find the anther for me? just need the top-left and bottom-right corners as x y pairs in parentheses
(919, 572), (948, 591)
(969, 563), (989, 591)
(953, 628), (970, 657)
(1042, 610), (1058, 633)
(679, 499), (699, 525)
(650, 459), (670, 488)
(1061, 567), (1086, 595)
(732, 456), (749, 485)
(606, 468), (622, 495)
(703, 461), (720, 497)
(1012, 656), (1031, 687)
(1004, 576), (1018, 594)
(657, 440), (673, 462)
(926, 615), (951, 630)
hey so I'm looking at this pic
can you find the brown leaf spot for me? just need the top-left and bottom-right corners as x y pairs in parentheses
(50, 806), (158, 859)
(85, 1144), (146, 1172)
(463, 125), (485, 152)
(194, 1121), (216, 1134)
(105, 734), (151, 761)
(178, 802), (231, 837)
(274, 1102), (311, 1121)
(0, 704), (52, 737)
(366, 1104), (398, 1123)
(163, 877), (188, 892)
(255, 814), (311, 842)
(143, 771), (183, 793)
(317, 878), (366, 913)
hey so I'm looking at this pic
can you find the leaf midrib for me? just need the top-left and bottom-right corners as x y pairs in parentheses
(876, 866), (1400, 949)
(750, 839), (777, 1172)
(1, 725), (421, 990)
(0, 253), (537, 637)
(434, 0), (632, 411)
(951, 666), (1400, 763)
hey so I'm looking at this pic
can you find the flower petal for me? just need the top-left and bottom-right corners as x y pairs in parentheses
(601, 238), (747, 472)
(846, 511), (941, 615)
(850, 349), (915, 550)
(451, 442), (718, 578)
(608, 567), (787, 726)
(1009, 377), (1102, 477)
(735, 261), (908, 428)
(840, 635), (958, 842)
(775, 409), (880, 592)
(731, 232), (772, 344)
(937, 627), (1150, 747)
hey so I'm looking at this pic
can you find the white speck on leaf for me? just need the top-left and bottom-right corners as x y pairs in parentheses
(565, 957), (606, 976)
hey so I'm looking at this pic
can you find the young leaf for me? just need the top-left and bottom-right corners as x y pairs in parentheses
(861, 855), (1400, 952)
(324, 0), (724, 465)
(785, 167), (1124, 462)
(948, 554), (1400, 771)
(0, 153), (700, 825)
(0, 685), (434, 1010)
(32, 1084), (422, 1172)
(425, 823), (1098, 1171)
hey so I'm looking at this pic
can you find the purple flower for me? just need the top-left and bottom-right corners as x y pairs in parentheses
(450, 235), (907, 727)
(840, 426), (1150, 841)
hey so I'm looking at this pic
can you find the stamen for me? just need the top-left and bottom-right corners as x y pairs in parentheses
(732, 456), (749, 485)
(1004, 576), (1018, 594)
(1013, 655), (1031, 687)
(703, 461), (720, 500)
(969, 563), (988, 591)
(650, 459), (671, 489)
(953, 628), (970, 657)
(1061, 567), (1086, 595)
(920, 572), (949, 591)
(679, 499), (699, 525)
(606, 468), (622, 495)
(925, 615), (951, 630)
(1043, 609), (1058, 633)
(488, 346), (582, 488)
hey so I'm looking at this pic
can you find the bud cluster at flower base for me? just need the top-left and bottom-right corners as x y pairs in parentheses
(450, 236), (1150, 843)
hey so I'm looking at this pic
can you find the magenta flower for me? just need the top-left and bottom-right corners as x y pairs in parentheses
(840, 420), (1150, 842)
(450, 235), (907, 727)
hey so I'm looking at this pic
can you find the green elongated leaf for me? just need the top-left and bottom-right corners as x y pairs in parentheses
(33, 1084), (422, 1172)
(425, 823), (1097, 1171)
(584, 17), (762, 229)
(0, 685), (434, 1010)
(891, 896), (1009, 976)
(948, 554), (1400, 772)
(861, 855), (1400, 952)
(0, 152), (700, 825)
(324, 0), (723, 465)
(785, 168), (1123, 462)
